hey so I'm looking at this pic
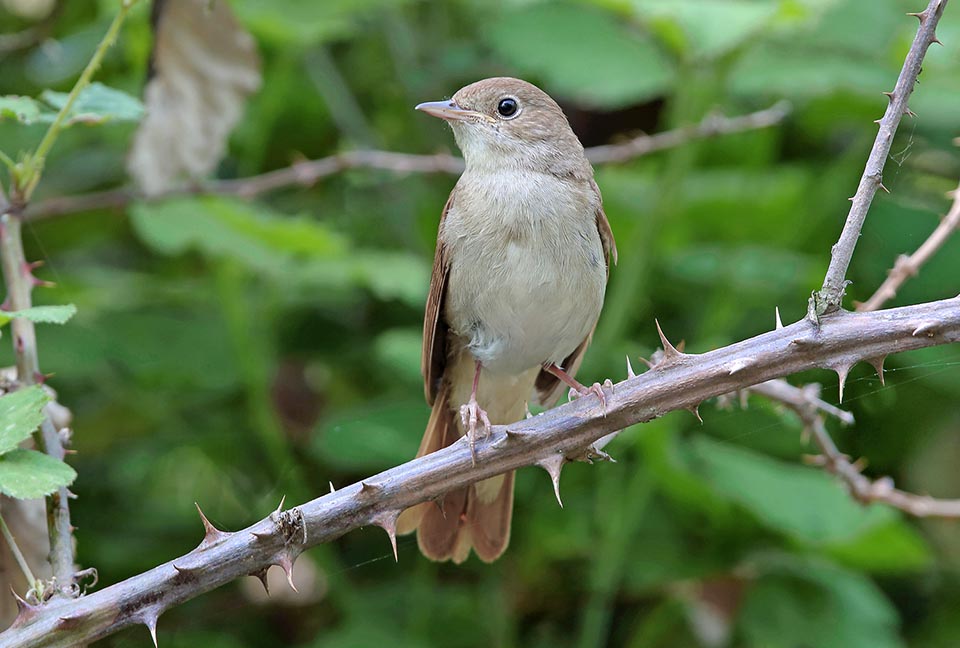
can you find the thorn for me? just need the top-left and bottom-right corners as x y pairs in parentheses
(195, 502), (227, 546)
(625, 355), (636, 378)
(524, 402), (534, 419)
(912, 321), (937, 337)
(373, 511), (400, 562)
(359, 481), (382, 495)
(431, 496), (445, 516)
(790, 336), (820, 348)
(538, 454), (565, 508)
(906, 10), (925, 21)
(687, 404), (703, 425)
(275, 495), (286, 514)
(654, 318), (683, 362)
(172, 563), (199, 576)
(637, 356), (654, 370)
(251, 568), (270, 595)
(329, 481), (336, 494)
(882, 91), (894, 100)
(277, 552), (299, 593)
(775, 307), (784, 330)
(250, 531), (272, 542)
(144, 613), (159, 648)
(879, 182), (889, 194)
(932, 36), (944, 46)
(833, 364), (851, 403)
(10, 588), (38, 627)
(873, 118), (882, 124)
(868, 356), (886, 386)
(905, 107), (917, 118)
(57, 613), (85, 631)
(727, 358), (753, 375)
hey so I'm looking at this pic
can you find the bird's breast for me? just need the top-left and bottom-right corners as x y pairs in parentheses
(442, 170), (607, 375)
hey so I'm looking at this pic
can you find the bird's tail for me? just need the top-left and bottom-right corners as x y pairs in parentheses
(396, 380), (515, 563)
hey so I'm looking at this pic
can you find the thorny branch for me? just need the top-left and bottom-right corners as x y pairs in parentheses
(0, 0), (140, 601)
(1, 297), (959, 647)
(856, 178), (960, 312)
(0, 210), (75, 598)
(23, 102), (791, 221)
(815, 0), (948, 316)
(752, 376), (960, 517)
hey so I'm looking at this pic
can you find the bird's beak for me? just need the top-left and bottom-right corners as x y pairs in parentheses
(415, 100), (482, 122)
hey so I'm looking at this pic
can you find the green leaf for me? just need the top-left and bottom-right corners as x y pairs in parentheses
(129, 197), (347, 272)
(485, 4), (671, 108)
(690, 436), (893, 544)
(313, 399), (426, 471)
(232, 0), (413, 45)
(39, 82), (144, 126)
(738, 554), (903, 648)
(0, 448), (76, 498)
(824, 518), (932, 574)
(0, 96), (44, 125)
(0, 304), (77, 327)
(0, 387), (50, 455)
(636, 0), (779, 60)
(0, 84), (143, 127)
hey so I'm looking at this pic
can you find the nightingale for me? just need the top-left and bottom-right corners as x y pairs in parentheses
(396, 77), (617, 563)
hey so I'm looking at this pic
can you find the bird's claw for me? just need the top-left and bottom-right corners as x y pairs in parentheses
(568, 380), (611, 414)
(460, 397), (491, 465)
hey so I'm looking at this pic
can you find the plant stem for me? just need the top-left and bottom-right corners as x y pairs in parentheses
(0, 511), (39, 595)
(814, 0), (948, 315)
(20, 0), (140, 201)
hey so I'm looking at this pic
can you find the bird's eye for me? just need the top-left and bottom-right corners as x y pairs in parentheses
(497, 97), (519, 118)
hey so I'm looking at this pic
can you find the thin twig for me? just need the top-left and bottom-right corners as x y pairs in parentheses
(0, 512), (38, 596)
(814, 0), (948, 316)
(747, 379), (855, 427)
(19, 1), (140, 201)
(750, 356), (960, 518)
(584, 101), (791, 164)
(805, 418), (960, 517)
(0, 213), (75, 597)
(1, 296), (958, 647)
(23, 103), (791, 221)
(856, 180), (960, 311)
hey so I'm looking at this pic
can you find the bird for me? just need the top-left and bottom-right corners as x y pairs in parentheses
(396, 77), (617, 563)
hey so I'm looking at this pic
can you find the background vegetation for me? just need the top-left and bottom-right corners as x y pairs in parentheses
(2, 0), (960, 646)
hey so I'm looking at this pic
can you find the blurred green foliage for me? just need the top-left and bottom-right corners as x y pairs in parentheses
(2, 0), (960, 646)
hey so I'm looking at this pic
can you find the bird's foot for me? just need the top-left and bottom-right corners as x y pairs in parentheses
(568, 378), (614, 414)
(460, 396), (492, 466)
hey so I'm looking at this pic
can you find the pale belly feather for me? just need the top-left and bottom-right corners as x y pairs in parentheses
(442, 170), (607, 376)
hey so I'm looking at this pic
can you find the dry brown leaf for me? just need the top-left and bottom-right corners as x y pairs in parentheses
(127, 0), (261, 195)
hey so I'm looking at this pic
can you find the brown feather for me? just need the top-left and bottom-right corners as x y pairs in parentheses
(399, 362), (516, 562)
(397, 382), (456, 535)
(422, 192), (455, 405)
(466, 472), (515, 563)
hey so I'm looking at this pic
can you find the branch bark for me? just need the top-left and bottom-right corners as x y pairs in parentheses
(2, 296), (958, 647)
(23, 102), (791, 221)
(814, 0), (948, 315)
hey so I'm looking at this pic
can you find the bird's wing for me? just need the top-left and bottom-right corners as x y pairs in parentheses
(534, 181), (617, 406)
(422, 191), (455, 405)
